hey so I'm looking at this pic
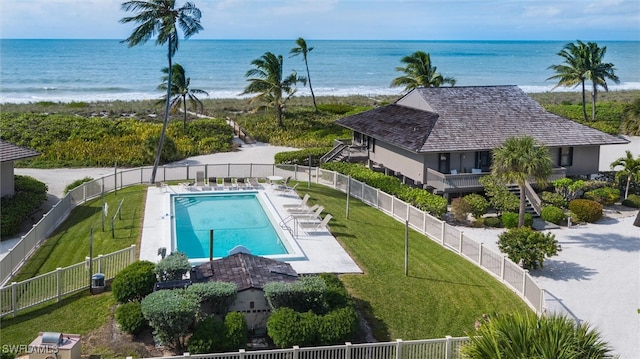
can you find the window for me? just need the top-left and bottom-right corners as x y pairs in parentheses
(438, 153), (451, 174)
(475, 151), (492, 171)
(558, 147), (573, 167)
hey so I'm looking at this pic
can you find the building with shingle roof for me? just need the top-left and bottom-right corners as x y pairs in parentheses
(0, 140), (40, 197)
(336, 86), (628, 194)
(192, 252), (298, 330)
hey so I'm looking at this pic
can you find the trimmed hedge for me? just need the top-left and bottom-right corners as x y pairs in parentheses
(185, 282), (237, 316)
(115, 301), (148, 335)
(541, 191), (568, 209)
(274, 147), (332, 167)
(0, 175), (48, 238)
(484, 217), (503, 228)
(584, 187), (620, 206)
(155, 252), (190, 282)
(223, 312), (248, 351)
(187, 317), (225, 354)
(541, 206), (565, 225)
(622, 194), (640, 208)
(568, 199), (603, 223)
(501, 212), (533, 229)
(264, 276), (328, 315)
(112, 260), (156, 303)
(321, 162), (448, 218)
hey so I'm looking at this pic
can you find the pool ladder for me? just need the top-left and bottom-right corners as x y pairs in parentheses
(279, 216), (298, 238)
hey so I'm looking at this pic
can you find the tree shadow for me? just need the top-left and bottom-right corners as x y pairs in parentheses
(532, 259), (598, 281)
(352, 297), (390, 342)
(562, 230), (640, 252)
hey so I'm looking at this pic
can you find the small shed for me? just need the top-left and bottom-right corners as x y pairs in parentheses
(0, 140), (40, 197)
(192, 253), (299, 330)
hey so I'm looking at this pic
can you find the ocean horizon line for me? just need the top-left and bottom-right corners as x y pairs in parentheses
(2, 38), (639, 43)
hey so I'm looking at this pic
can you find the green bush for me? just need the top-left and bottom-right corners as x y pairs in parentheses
(111, 260), (156, 303)
(541, 206), (565, 225)
(267, 308), (318, 348)
(316, 103), (357, 114)
(185, 282), (237, 316)
(155, 252), (190, 282)
(141, 289), (199, 350)
(63, 177), (94, 194)
(553, 178), (586, 202)
(274, 147), (332, 166)
(622, 194), (640, 208)
(541, 191), (568, 208)
(223, 312), (248, 351)
(451, 197), (472, 222)
(317, 306), (359, 344)
(483, 217), (503, 228)
(317, 273), (352, 310)
(501, 212), (533, 229)
(479, 176), (519, 215)
(187, 317), (226, 354)
(115, 301), (148, 335)
(568, 199), (603, 223)
(584, 187), (620, 206)
(264, 276), (328, 314)
(0, 175), (48, 238)
(498, 228), (561, 270)
(462, 193), (489, 219)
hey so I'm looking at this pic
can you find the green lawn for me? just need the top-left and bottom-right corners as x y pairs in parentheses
(1, 181), (529, 350)
(297, 182), (531, 341)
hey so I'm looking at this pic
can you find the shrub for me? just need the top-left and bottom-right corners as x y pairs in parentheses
(541, 191), (568, 208)
(540, 206), (565, 225)
(479, 176), (519, 215)
(622, 194), (640, 208)
(112, 260), (156, 303)
(318, 273), (351, 310)
(223, 312), (248, 351)
(451, 197), (472, 222)
(187, 317), (225, 354)
(316, 103), (357, 114)
(264, 276), (328, 314)
(274, 147), (332, 167)
(63, 176), (94, 194)
(0, 175), (48, 238)
(498, 228), (561, 270)
(584, 187), (620, 206)
(155, 252), (190, 282)
(568, 199), (603, 223)
(553, 178), (585, 202)
(462, 193), (489, 219)
(501, 212), (533, 229)
(115, 301), (148, 335)
(317, 306), (359, 344)
(141, 289), (199, 350)
(483, 217), (503, 228)
(267, 308), (318, 348)
(185, 282), (237, 316)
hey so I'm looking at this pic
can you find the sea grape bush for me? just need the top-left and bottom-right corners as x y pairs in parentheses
(111, 260), (156, 303)
(568, 199), (603, 223)
(274, 147), (332, 166)
(321, 162), (447, 218)
(0, 175), (47, 238)
(462, 193), (489, 219)
(478, 176), (519, 215)
(498, 228), (560, 270)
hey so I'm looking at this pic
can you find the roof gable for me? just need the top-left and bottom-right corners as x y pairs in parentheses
(192, 253), (298, 291)
(338, 86), (628, 152)
(0, 140), (40, 162)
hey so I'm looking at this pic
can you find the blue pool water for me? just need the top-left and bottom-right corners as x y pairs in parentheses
(173, 192), (288, 259)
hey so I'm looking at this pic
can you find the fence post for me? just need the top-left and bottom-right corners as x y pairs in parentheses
(238, 349), (245, 359)
(539, 287), (545, 314)
(98, 255), (104, 274)
(501, 255), (507, 280)
(130, 245), (136, 263)
(11, 282), (17, 317)
(441, 222), (446, 246)
(294, 164), (298, 180)
(345, 342), (352, 359)
(292, 346), (299, 359)
(376, 188), (380, 209)
(522, 269), (528, 295)
(445, 335), (453, 359)
(57, 267), (63, 302)
(479, 243), (484, 266)
(396, 339), (403, 359)
(458, 230), (463, 254)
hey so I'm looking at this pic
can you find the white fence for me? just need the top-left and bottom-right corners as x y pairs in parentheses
(0, 245), (136, 318)
(1, 163), (544, 316)
(147, 337), (471, 359)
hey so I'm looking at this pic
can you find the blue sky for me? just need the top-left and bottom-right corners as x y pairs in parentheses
(1, 0), (638, 41)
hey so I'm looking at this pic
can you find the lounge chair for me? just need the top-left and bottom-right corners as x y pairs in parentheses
(223, 177), (234, 190)
(283, 193), (310, 209)
(299, 214), (332, 233)
(291, 205), (324, 221)
(275, 183), (298, 196)
(179, 181), (195, 191)
(287, 203), (319, 215)
(208, 177), (222, 190)
(248, 177), (262, 189)
(236, 177), (247, 190)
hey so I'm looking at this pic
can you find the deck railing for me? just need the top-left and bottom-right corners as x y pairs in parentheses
(2, 163), (545, 316)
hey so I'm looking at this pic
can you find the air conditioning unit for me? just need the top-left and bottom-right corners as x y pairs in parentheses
(28, 332), (81, 359)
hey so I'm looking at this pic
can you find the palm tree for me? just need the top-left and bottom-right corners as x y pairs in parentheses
(290, 37), (317, 113)
(158, 63), (209, 129)
(583, 41), (620, 122)
(463, 312), (613, 358)
(610, 150), (640, 199)
(241, 52), (305, 127)
(120, 0), (203, 184)
(491, 136), (553, 228)
(547, 41), (589, 121)
(390, 51), (456, 92)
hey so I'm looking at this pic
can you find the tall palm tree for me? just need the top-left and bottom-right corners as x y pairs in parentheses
(241, 52), (305, 127)
(583, 42), (620, 122)
(290, 37), (317, 113)
(390, 51), (456, 92)
(158, 63), (209, 129)
(547, 41), (589, 121)
(120, 0), (203, 184)
(610, 150), (640, 199)
(491, 136), (553, 228)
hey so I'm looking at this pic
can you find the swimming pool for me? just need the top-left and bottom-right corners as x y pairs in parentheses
(171, 191), (303, 263)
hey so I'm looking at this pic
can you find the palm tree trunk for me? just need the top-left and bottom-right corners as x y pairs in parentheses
(182, 94), (188, 129)
(626, 174), (631, 199)
(518, 184), (526, 228)
(150, 43), (173, 184)
(277, 105), (283, 127)
(581, 80), (588, 122)
(591, 82), (598, 122)
(304, 58), (317, 113)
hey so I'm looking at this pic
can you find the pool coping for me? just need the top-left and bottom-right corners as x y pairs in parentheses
(140, 185), (362, 274)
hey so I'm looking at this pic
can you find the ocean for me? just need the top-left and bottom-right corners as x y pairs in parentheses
(1, 39), (639, 104)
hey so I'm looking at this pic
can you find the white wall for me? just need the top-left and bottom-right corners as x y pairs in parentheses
(0, 161), (15, 197)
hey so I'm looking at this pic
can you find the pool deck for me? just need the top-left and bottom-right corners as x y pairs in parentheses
(140, 183), (362, 274)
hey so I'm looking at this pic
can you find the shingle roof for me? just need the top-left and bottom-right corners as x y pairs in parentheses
(0, 140), (40, 162)
(336, 86), (628, 153)
(192, 253), (298, 291)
